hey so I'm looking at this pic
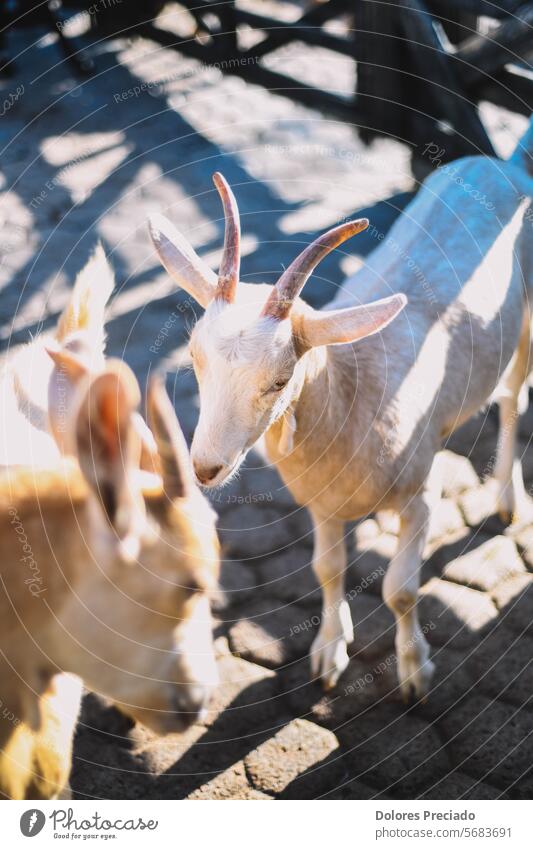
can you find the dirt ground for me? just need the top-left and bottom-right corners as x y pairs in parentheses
(1, 6), (532, 800)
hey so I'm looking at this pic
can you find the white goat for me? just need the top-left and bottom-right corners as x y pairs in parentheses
(0, 249), (219, 798)
(149, 121), (533, 697)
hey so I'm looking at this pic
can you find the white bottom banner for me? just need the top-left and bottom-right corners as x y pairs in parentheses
(1, 800), (530, 847)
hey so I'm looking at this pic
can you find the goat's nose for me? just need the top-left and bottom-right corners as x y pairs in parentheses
(172, 685), (210, 728)
(193, 462), (222, 485)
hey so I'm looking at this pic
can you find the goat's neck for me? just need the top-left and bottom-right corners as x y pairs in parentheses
(295, 344), (330, 409)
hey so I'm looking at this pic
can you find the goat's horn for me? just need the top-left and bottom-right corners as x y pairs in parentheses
(147, 374), (192, 500)
(213, 172), (241, 303)
(261, 218), (369, 321)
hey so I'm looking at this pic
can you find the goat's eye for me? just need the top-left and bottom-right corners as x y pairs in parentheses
(185, 577), (208, 597)
(270, 378), (288, 393)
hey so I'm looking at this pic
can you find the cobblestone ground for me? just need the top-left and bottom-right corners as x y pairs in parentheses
(1, 8), (532, 800)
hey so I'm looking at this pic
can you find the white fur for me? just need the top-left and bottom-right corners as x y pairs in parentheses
(151, 120), (533, 697)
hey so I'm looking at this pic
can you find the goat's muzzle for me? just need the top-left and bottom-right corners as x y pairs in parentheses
(193, 462), (223, 486)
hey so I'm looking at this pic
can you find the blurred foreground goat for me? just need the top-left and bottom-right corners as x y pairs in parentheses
(0, 248), (219, 799)
(150, 117), (533, 699)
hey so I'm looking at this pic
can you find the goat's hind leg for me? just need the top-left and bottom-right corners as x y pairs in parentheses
(383, 488), (435, 701)
(309, 513), (353, 691)
(493, 311), (532, 524)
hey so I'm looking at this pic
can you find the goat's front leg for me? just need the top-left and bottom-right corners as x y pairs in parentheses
(382, 491), (435, 701)
(27, 673), (82, 800)
(309, 513), (353, 691)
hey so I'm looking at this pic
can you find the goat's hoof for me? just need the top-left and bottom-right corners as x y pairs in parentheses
(508, 497), (533, 529)
(310, 635), (350, 691)
(398, 656), (435, 703)
(495, 486), (533, 528)
(499, 506), (531, 528)
(498, 508), (512, 525)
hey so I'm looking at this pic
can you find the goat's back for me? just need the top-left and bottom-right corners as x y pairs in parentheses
(325, 156), (533, 470)
(332, 156), (532, 314)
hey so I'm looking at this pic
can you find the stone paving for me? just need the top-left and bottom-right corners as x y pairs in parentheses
(1, 7), (533, 800)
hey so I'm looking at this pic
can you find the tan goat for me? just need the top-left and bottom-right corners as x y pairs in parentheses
(0, 250), (219, 799)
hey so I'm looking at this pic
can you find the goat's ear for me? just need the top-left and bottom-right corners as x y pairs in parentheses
(46, 346), (88, 382)
(131, 411), (159, 474)
(148, 213), (218, 309)
(147, 374), (194, 501)
(298, 294), (407, 348)
(47, 347), (89, 454)
(74, 360), (141, 539)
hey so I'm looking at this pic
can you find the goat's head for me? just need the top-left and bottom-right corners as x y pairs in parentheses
(43, 353), (219, 733)
(149, 173), (406, 488)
